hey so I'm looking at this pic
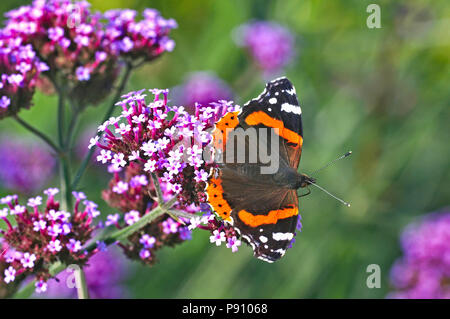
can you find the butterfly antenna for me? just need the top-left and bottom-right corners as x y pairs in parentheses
(310, 151), (352, 177)
(308, 181), (351, 207)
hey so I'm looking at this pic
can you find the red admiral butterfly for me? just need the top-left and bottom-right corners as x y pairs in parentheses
(207, 77), (315, 263)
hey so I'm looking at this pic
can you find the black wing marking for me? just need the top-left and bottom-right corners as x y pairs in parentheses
(240, 77), (302, 138)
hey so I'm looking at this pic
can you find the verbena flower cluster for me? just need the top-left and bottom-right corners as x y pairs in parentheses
(90, 88), (238, 206)
(0, 33), (48, 119)
(0, 0), (177, 114)
(44, 247), (129, 299)
(102, 162), (196, 265)
(3, 0), (118, 107)
(0, 189), (100, 294)
(103, 8), (177, 61)
(0, 136), (56, 194)
(389, 211), (450, 299)
(189, 209), (242, 253)
(172, 71), (233, 109)
(102, 162), (244, 265)
(234, 21), (295, 74)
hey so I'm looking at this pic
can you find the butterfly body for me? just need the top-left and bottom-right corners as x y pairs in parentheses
(207, 77), (307, 263)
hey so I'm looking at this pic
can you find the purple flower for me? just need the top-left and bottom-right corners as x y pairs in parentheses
(35, 280), (48, 293)
(210, 230), (226, 246)
(0, 96), (10, 109)
(1, 0), (119, 110)
(66, 239), (82, 253)
(92, 88), (239, 207)
(97, 150), (112, 164)
(0, 189), (101, 293)
(3, 266), (16, 284)
(72, 191), (87, 201)
(129, 175), (148, 187)
(140, 234), (156, 249)
(0, 137), (55, 194)
(101, 161), (204, 266)
(20, 252), (37, 268)
(162, 218), (179, 234)
(112, 153), (127, 170)
(172, 72), (233, 108)
(105, 213), (120, 227)
(48, 27), (64, 41)
(124, 210), (141, 225)
(103, 8), (177, 61)
(47, 239), (62, 253)
(112, 181), (129, 194)
(76, 66), (91, 81)
(44, 188), (59, 198)
(388, 211), (450, 299)
(226, 236), (242, 253)
(234, 21), (295, 74)
(179, 227), (192, 241)
(27, 196), (43, 208)
(139, 249), (151, 260)
(44, 248), (129, 299)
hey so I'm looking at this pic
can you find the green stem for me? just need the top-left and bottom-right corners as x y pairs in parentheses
(59, 156), (72, 210)
(13, 115), (61, 155)
(74, 268), (89, 299)
(57, 92), (65, 148)
(232, 62), (260, 99)
(93, 196), (178, 246)
(151, 173), (165, 204)
(56, 89), (73, 210)
(65, 110), (80, 152)
(71, 63), (133, 190)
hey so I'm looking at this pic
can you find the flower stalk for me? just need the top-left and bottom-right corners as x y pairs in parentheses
(13, 115), (62, 156)
(74, 268), (89, 299)
(71, 63), (133, 190)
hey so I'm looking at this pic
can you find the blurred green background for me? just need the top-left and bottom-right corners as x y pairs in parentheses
(0, 0), (449, 298)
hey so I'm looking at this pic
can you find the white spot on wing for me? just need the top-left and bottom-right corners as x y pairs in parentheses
(259, 236), (268, 243)
(286, 87), (296, 95)
(257, 256), (274, 263)
(269, 98), (277, 104)
(281, 103), (302, 115)
(272, 232), (294, 241)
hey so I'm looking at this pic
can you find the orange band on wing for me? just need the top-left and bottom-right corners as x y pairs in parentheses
(206, 176), (232, 222)
(213, 111), (240, 150)
(244, 111), (303, 146)
(237, 205), (298, 227)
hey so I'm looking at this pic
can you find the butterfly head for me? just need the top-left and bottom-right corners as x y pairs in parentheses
(296, 173), (315, 189)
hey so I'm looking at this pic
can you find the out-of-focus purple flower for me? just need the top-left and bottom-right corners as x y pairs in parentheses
(388, 211), (450, 299)
(44, 247), (129, 299)
(0, 136), (55, 194)
(234, 21), (295, 74)
(172, 72), (234, 109)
